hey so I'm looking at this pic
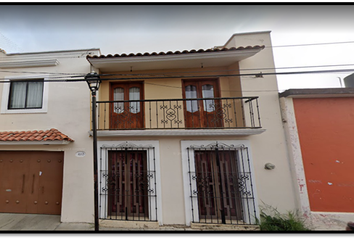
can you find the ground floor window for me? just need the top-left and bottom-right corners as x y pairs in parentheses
(182, 141), (258, 225)
(99, 142), (158, 222)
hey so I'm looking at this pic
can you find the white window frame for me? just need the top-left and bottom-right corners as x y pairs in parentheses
(1, 75), (49, 114)
(181, 140), (259, 226)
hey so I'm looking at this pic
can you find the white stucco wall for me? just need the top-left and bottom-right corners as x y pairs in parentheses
(0, 49), (100, 223)
(225, 32), (298, 213)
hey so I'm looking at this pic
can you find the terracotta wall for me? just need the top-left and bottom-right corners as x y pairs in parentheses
(293, 97), (354, 212)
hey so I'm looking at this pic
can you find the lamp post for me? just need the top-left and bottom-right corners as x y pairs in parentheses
(85, 72), (101, 232)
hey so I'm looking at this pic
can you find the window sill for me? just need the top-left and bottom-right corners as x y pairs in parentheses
(0, 109), (47, 114)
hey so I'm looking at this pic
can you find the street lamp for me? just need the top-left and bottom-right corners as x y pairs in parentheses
(86, 71), (101, 93)
(85, 71), (101, 232)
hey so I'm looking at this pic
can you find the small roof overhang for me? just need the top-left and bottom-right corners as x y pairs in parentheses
(87, 46), (264, 72)
(279, 88), (354, 98)
(0, 128), (74, 145)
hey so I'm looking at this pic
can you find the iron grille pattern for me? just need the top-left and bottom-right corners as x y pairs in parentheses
(96, 97), (261, 130)
(99, 144), (157, 222)
(187, 142), (257, 225)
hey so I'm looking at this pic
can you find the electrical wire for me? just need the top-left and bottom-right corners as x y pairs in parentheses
(0, 68), (353, 83)
(0, 69), (87, 77)
(267, 40), (354, 48)
(1, 62), (354, 78)
(1, 39), (353, 61)
(1, 48), (99, 59)
(1, 39), (354, 77)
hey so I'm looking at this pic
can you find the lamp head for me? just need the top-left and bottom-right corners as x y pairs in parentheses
(85, 71), (101, 93)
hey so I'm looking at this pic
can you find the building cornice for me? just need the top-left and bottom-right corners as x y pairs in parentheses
(0, 59), (59, 68)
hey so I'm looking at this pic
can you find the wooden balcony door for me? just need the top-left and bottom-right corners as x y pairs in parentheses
(110, 82), (144, 129)
(108, 151), (148, 220)
(182, 79), (223, 128)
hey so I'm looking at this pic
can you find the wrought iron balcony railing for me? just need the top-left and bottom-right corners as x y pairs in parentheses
(96, 97), (261, 130)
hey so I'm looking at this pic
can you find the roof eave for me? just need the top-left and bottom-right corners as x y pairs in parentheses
(87, 48), (263, 72)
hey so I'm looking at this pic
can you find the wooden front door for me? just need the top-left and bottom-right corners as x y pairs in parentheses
(182, 79), (223, 128)
(194, 150), (243, 222)
(110, 82), (144, 129)
(0, 151), (64, 215)
(108, 151), (148, 220)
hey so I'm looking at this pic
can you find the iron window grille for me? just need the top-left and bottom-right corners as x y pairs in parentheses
(99, 142), (158, 222)
(187, 142), (257, 225)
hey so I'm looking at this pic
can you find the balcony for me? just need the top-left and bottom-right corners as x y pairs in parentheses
(95, 97), (261, 134)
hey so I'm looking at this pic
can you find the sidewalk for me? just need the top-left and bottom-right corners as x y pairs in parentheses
(0, 213), (93, 231)
(0, 213), (259, 232)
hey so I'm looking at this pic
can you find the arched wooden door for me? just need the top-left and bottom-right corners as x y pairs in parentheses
(110, 82), (144, 129)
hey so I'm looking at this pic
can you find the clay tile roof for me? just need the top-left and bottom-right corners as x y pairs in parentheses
(0, 129), (74, 142)
(86, 45), (265, 59)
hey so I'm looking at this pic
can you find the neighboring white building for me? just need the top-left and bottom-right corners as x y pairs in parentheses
(0, 48), (100, 223)
(0, 32), (299, 229)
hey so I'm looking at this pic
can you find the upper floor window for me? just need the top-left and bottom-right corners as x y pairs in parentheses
(8, 80), (44, 109)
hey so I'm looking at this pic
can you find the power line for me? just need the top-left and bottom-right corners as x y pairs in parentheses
(0, 69), (86, 77)
(0, 68), (353, 83)
(2, 62), (354, 78)
(1, 69), (349, 93)
(80, 68), (354, 81)
(268, 40), (354, 48)
(0, 48), (99, 59)
(0, 32), (24, 53)
(0, 40), (353, 61)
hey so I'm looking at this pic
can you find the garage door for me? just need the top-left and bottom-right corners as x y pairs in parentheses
(0, 151), (64, 215)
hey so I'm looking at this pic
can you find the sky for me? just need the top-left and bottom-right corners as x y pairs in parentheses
(1, 4), (354, 92)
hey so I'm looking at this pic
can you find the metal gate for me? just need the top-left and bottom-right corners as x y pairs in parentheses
(0, 151), (64, 215)
(99, 143), (157, 221)
(187, 142), (257, 225)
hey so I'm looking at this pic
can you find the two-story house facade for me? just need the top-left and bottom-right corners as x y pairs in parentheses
(86, 31), (298, 227)
(0, 32), (300, 229)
